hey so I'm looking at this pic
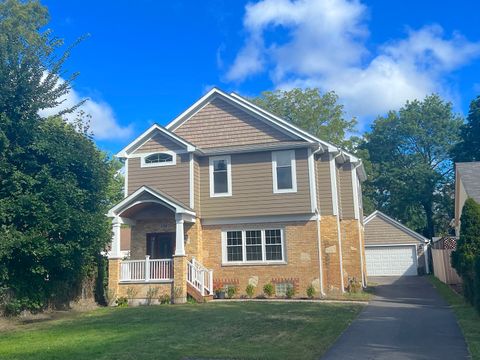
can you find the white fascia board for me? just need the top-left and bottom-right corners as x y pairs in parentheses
(116, 124), (195, 158)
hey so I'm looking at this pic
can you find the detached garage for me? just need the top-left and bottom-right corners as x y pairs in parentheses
(364, 211), (429, 276)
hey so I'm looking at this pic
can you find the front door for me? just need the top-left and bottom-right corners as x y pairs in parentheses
(146, 233), (174, 259)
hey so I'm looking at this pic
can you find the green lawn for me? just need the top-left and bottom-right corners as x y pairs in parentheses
(0, 302), (363, 360)
(429, 275), (480, 360)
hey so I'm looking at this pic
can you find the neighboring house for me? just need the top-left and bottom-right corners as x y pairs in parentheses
(454, 162), (480, 236)
(107, 88), (367, 303)
(364, 211), (429, 276)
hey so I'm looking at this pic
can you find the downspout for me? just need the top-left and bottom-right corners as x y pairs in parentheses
(352, 160), (366, 288)
(313, 147), (325, 296)
(332, 151), (345, 292)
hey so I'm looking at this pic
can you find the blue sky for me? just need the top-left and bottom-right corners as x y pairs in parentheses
(42, 0), (480, 154)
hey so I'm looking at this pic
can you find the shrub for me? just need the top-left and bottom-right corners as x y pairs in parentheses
(105, 289), (117, 307)
(145, 287), (159, 305)
(245, 284), (255, 298)
(285, 284), (295, 299)
(226, 285), (238, 299)
(263, 283), (274, 297)
(452, 198), (480, 305)
(159, 294), (171, 305)
(306, 285), (316, 299)
(346, 277), (361, 293)
(126, 287), (138, 303)
(116, 297), (128, 307)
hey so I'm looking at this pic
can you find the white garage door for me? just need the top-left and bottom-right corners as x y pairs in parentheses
(366, 245), (417, 276)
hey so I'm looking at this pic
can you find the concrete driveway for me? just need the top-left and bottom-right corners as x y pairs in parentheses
(322, 276), (469, 360)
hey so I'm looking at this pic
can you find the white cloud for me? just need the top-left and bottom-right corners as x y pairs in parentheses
(39, 79), (133, 140)
(227, 0), (480, 121)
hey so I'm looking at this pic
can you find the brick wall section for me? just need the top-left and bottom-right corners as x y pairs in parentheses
(319, 216), (343, 292)
(108, 259), (120, 301)
(116, 283), (172, 302)
(201, 220), (321, 298)
(340, 219), (363, 285)
(173, 255), (187, 303)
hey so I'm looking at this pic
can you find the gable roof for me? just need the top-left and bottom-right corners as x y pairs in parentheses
(116, 124), (196, 158)
(456, 162), (480, 203)
(107, 185), (195, 217)
(364, 210), (429, 243)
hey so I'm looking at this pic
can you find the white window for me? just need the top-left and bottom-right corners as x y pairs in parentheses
(209, 155), (232, 197)
(222, 229), (285, 265)
(141, 151), (176, 167)
(272, 150), (297, 193)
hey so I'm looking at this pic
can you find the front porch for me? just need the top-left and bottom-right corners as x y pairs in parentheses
(107, 186), (213, 304)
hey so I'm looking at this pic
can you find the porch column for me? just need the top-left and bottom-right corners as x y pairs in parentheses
(175, 214), (185, 256)
(111, 217), (122, 258)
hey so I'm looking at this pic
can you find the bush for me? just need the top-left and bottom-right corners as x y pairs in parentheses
(346, 277), (361, 293)
(285, 285), (295, 299)
(306, 285), (316, 299)
(452, 198), (480, 305)
(226, 285), (238, 299)
(245, 284), (255, 298)
(126, 287), (139, 303)
(116, 297), (128, 308)
(159, 294), (171, 305)
(145, 287), (159, 305)
(263, 283), (274, 297)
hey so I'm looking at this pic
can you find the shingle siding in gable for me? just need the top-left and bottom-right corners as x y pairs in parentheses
(173, 97), (296, 149)
(365, 216), (421, 245)
(132, 133), (185, 154)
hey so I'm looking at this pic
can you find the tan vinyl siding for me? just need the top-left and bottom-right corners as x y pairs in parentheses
(339, 163), (355, 219)
(199, 148), (311, 218)
(194, 156), (201, 215)
(127, 154), (190, 205)
(132, 133), (185, 154)
(365, 216), (421, 245)
(336, 164), (343, 218)
(316, 153), (333, 215)
(173, 97), (295, 148)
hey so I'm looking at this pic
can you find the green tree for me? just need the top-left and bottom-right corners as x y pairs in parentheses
(360, 94), (462, 238)
(452, 198), (480, 305)
(0, 0), (119, 313)
(251, 88), (357, 148)
(453, 96), (480, 162)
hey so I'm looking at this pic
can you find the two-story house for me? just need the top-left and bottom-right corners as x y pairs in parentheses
(107, 88), (367, 303)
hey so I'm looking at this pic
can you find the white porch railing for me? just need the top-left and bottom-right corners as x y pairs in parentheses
(187, 257), (213, 296)
(120, 256), (173, 282)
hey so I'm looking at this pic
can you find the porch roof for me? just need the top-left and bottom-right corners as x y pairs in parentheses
(107, 185), (195, 218)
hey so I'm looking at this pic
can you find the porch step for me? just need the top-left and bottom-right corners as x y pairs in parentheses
(187, 282), (213, 303)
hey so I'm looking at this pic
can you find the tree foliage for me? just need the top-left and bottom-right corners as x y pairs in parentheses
(360, 94), (462, 238)
(0, 0), (120, 313)
(452, 95), (480, 162)
(452, 198), (480, 306)
(251, 88), (357, 148)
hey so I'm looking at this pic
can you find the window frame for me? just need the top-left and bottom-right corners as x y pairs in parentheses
(221, 228), (286, 265)
(272, 150), (297, 194)
(140, 151), (176, 168)
(209, 155), (232, 197)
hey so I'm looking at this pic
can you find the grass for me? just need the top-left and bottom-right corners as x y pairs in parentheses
(0, 301), (363, 360)
(428, 275), (480, 360)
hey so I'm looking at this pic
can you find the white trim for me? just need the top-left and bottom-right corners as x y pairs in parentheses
(351, 165), (360, 220)
(107, 186), (195, 217)
(357, 219), (365, 287)
(140, 151), (176, 168)
(307, 148), (318, 213)
(201, 214), (316, 226)
(316, 212), (325, 296)
(189, 153), (194, 208)
(424, 243), (430, 274)
(272, 150), (297, 194)
(116, 124), (195, 158)
(124, 159), (128, 198)
(221, 228), (286, 266)
(364, 210), (429, 243)
(365, 243), (419, 248)
(330, 153), (339, 216)
(209, 155), (232, 197)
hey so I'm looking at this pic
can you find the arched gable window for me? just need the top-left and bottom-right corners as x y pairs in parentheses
(141, 152), (176, 167)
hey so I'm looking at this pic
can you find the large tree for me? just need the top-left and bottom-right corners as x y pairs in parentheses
(452, 95), (480, 162)
(0, 0), (119, 313)
(251, 88), (357, 148)
(360, 94), (462, 238)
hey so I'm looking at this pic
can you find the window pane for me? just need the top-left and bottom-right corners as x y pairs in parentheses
(214, 171), (228, 193)
(275, 151), (292, 166)
(277, 166), (292, 189)
(214, 159), (227, 171)
(265, 230), (283, 261)
(145, 153), (173, 164)
(246, 230), (262, 261)
(227, 231), (242, 262)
